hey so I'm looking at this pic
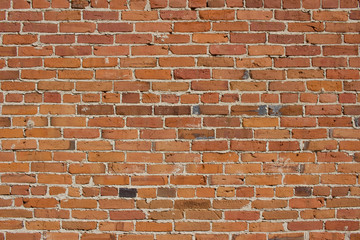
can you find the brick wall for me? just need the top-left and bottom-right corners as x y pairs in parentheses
(1, 0), (360, 239)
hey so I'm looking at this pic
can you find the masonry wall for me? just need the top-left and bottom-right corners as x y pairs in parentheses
(0, 0), (360, 239)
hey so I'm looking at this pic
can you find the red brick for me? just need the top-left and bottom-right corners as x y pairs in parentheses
(0, 22), (21, 32)
(132, 45), (168, 55)
(116, 34), (152, 44)
(136, 22), (172, 32)
(3, 34), (37, 45)
(288, 221), (323, 231)
(288, 22), (324, 32)
(6, 233), (41, 240)
(109, 0), (127, 9)
(23, 23), (57, 33)
(0, 47), (17, 56)
(251, 22), (285, 31)
(8, 11), (42, 21)
(231, 33), (266, 43)
(55, 46), (91, 56)
(110, 210), (145, 220)
(286, 46), (321, 56)
(98, 23), (132, 32)
(275, 10), (310, 20)
(0, 1), (359, 235)
(136, 222), (172, 232)
(174, 22), (211, 32)
(199, 10), (235, 20)
(94, 46), (129, 56)
(83, 11), (118, 20)
(122, 11), (157, 21)
(44, 11), (81, 21)
(60, 22), (96, 33)
(160, 10), (196, 20)
(135, 69), (171, 79)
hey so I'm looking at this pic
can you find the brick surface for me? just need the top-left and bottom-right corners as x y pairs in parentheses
(0, 0), (359, 238)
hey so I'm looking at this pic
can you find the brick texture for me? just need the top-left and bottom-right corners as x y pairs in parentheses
(1, 0), (360, 239)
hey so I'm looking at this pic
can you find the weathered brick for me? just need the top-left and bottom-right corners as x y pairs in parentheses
(0, 1), (358, 236)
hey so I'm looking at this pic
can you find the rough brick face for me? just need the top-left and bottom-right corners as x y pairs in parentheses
(0, 0), (360, 239)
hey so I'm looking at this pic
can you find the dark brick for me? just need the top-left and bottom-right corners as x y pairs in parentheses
(71, 0), (89, 9)
(157, 188), (176, 197)
(69, 140), (76, 150)
(355, 153), (360, 162)
(174, 199), (211, 209)
(155, 106), (191, 115)
(116, 106), (152, 115)
(295, 186), (312, 196)
(193, 105), (200, 115)
(119, 188), (137, 198)
(0, 117), (11, 127)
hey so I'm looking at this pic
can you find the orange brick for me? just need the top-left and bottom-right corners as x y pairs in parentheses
(136, 222), (172, 232)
